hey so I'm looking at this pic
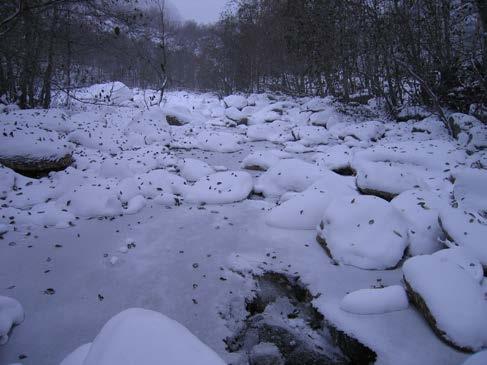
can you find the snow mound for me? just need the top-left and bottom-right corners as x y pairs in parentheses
(196, 131), (243, 152)
(403, 254), (487, 352)
(0, 124), (73, 161)
(246, 121), (293, 143)
(317, 195), (409, 269)
(254, 159), (325, 198)
(292, 126), (332, 146)
(177, 158), (215, 182)
(340, 285), (409, 315)
(433, 247), (484, 283)
(453, 169), (487, 213)
(60, 308), (225, 365)
(184, 171), (253, 204)
(266, 171), (357, 230)
(312, 145), (352, 171)
(309, 108), (342, 128)
(74, 82), (133, 105)
(329, 120), (385, 142)
(224, 107), (247, 123)
(164, 105), (194, 126)
(224, 95), (248, 110)
(0, 296), (24, 345)
(391, 189), (447, 256)
(449, 113), (487, 149)
(439, 208), (487, 268)
(241, 149), (292, 171)
(303, 97), (332, 112)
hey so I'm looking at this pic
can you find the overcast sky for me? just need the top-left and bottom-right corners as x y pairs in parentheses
(170, 0), (228, 24)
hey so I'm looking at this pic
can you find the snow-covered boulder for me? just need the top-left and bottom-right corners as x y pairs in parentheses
(246, 121), (293, 143)
(224, 95), (248, 110)
(254, 159), (325, 198)
(0, 296), (24, 345)
(433, 247), (484, 283)
(439, 208), (487, 269)
(453, 169), (487, 212)
(312, 145), (352, 172)
(292, 126), (332, 146)
(184, 171), (253, 204)
(329, 120), (385, 142)
(391, 189), (446, 256)
(448, 113), (487, 149)
(241, 150), (292, 171)
(177, 158), (215, 182)
(225, 107), (248, 124)
(0, 124), (74, 175)
(196, 131), (243, 153)
(317, 195), (409, 269)
(309, 108), (342, 128)
(340, 286), (409, 315)
(303, 97), (332, 112)
(60, 308), (226, 365)
(164, 105), (193, 126)
(403, 254), (487, 352)
(74, 82), (133, 105)
(266, 172), (357, 230)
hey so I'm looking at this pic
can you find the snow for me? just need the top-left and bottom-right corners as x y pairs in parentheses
(177, 158), (215, 182)
(403, 254), (487, 351)
(391, 189), (446, 255)
(241, 149), (292, 171)
(0, 88), (483, 365)
(462, 351), (487, 365)
(254, 159), (325, 198)
(340, 285), (409, 315)
(0, 296), (24, 345)
(453, 168), (487, 212)
(223, 95), (248, 110)
(317, 195), (409, 269)
(73, 82), (133, 105)
(196, 131), (243, 153)
(0, 123), (73, 161)
(224, 106), (247, 122)
(266, 171), (357, 230)
(61, 308), (225, 365)
(184, 171), (253, 204)
(439, 207), (487, 268)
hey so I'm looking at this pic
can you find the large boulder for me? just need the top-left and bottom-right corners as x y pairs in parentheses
(317, 195), (409, 269)
(403, 254), (487, 352)
(224, 95), (248, 110)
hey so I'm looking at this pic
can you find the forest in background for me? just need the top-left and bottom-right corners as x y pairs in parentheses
(0, 0), (486, 120)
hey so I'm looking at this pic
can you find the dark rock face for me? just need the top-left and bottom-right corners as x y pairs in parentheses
(166, 115), (186, 126)
(356, 186), (397, 202)
(224, 272), (376, 365)
(0, 154), (74, 178)
(404, 277), (475, 353)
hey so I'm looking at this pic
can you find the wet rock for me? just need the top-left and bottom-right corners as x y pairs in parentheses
(249, 342), (284, 365)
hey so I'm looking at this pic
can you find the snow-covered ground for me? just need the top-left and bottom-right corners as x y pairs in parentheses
(1, 83), (486, 364)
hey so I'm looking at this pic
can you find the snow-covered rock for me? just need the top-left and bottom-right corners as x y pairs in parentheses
(246, 121), (293, 143)
(164, 105), (193, 126)
(254, 159), (325, 198)
(391, 189), (446, 256)
(74, 82), (133, 105)
(317, 195), (409, 269)
(225, 107), (247, 124)
(0, 296), (24, 345)
(292, 126), (332, 146)
(266, 171), (357, 230)
(224, 95), (248, 110)
(340, 286), (409, 315)
(184, 171), (253, 204)
(453, 168), (487, 212)
(403, 254), (487, 352)
(60, 308), (226, 365)
(177, 158), (215, 182)
(312, 145), (352, 172)
(439, 208), (487, 269)
(241, 150), (292, 171)
(196, 131), (243, 152)
(433, 247), (484, 283)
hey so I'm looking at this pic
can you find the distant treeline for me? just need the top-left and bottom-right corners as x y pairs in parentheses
(0, 0), (486, 119)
